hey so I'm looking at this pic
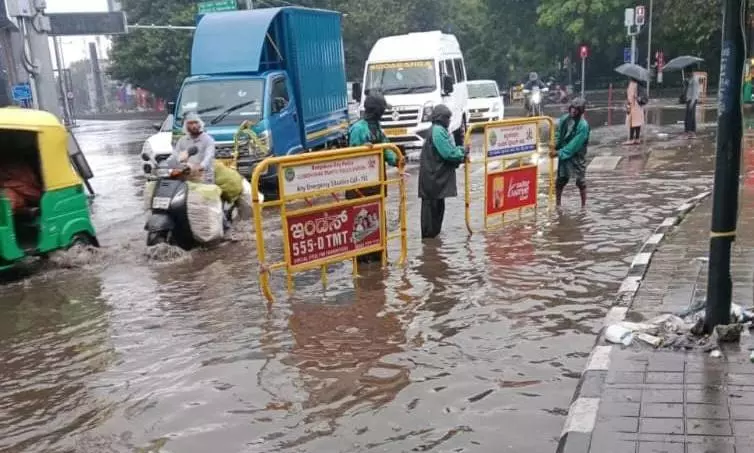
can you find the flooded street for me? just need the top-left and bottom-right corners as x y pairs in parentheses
(0, 114), (716, 453)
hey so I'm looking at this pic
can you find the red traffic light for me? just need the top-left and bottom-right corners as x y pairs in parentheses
(579, 46), (589, 59)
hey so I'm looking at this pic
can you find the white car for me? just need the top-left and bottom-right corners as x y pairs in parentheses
(141, 114), (174, 165)
(465, 80), (504, 126)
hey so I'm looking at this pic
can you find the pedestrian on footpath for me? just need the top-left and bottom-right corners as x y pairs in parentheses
(684, 72), (699, 138)
(624, 78), (644, 145)
(418, 104), (467, 239)
(347, 92), (400, 263)
(551, 97), (590, 208)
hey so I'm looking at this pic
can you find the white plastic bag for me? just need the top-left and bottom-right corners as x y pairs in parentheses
(186, 182), (224, 243)
(605, 325), (634, 346)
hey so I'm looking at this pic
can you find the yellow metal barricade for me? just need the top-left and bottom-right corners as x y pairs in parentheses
(252, 144), (407, 302)
(463, 116), (556, 233)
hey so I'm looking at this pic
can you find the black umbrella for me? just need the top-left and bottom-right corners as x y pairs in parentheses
(615, 63), (650, 82)
(663, 56), (703, 72)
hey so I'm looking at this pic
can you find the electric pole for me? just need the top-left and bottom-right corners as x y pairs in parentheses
(704, 0), (748, 333)
(646, 0), (653, 98)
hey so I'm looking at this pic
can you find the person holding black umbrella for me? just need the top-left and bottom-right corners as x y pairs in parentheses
(684, 73), (700, 138)
(625, 78), (645, 145)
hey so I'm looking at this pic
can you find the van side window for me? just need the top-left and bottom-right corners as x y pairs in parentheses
(453, 59), (466, 82)
(271, 78), (289, 113)
(442, 60), (456, 83)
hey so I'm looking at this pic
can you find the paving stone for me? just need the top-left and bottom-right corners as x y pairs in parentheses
(637, 442), (684, 453)
(599, 402), (641, 417)
(686, 419), (733, 436)
(645, 372), (683, 385)
(594, 416), (639, 433)
(641, 403), (683, 419)
(643, 389), (684, 404)
(730, 404), (754, 421)
(685, 404), (729, 420)
(640, 418), (684, 435)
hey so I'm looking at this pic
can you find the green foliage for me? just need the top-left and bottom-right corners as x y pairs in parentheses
(108, 0), (723, 98)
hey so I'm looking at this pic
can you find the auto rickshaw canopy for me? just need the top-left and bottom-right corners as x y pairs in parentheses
(0, 108), (81, 191)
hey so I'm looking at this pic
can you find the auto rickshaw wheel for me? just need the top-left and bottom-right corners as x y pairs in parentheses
(147, 231), (168, 247)
(68, 233), (97, 250)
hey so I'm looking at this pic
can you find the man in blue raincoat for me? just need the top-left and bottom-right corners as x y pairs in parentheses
(418, 104), (467, 239)
(550, 97), (590, 207)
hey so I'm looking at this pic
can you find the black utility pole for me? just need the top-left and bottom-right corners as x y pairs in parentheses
(705, 0), (748, 333)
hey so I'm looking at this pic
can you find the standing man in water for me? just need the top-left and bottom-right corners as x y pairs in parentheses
(418, 104), (467, 239)
(550, 97), (590, 208)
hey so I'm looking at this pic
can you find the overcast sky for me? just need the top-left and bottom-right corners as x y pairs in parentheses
(47, 0), (112, 66)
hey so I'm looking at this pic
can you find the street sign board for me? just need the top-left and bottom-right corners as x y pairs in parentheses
(624, 8), (635, 27)
(624, 47), (632, 63)
(635, 5), (646, 26)
(198, 0), (238, 14)
(48, 12), (127, 36)
(12, 83), (31, 102)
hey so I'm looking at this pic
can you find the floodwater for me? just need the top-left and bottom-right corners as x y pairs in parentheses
(0, 114), (716, 453)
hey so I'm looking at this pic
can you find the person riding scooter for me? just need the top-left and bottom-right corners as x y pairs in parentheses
(169, 112), (216, 184)
(523, 72), (548, 115)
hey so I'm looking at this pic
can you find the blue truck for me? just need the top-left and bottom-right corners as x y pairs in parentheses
(171, 7), (355, 195)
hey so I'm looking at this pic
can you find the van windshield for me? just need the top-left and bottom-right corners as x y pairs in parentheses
(176, 79), (264, 127)
(367, 60), (437, 95)
(468, 83), (499, 99)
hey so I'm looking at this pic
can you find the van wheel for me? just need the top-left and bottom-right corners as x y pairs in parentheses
(147, 231), (168, 247)
(69, 233), (96, 249)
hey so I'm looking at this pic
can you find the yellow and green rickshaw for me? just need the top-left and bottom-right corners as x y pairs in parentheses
(0, 108), (98, 270)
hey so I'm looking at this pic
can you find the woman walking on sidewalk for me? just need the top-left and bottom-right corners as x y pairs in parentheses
(624, 78), (644, 145)
(684, 73), (699, 138)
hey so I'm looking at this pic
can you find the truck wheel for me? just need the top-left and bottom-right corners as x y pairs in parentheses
(453, 117), (467, 146)
(147, 231), (168, 247)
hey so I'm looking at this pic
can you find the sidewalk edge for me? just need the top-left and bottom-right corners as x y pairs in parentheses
(555, 189), (712, 453)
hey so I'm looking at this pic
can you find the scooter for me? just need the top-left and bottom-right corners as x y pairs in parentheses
(142, 148), (198, 248)
(524, 86), (548, 117)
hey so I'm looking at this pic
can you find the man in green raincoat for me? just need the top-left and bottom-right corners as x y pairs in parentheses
(550, 97), (590, 207)
(418, 104), (467, 239)
(346, 92), (399, 263)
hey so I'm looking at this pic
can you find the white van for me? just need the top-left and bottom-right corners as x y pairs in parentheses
(361, 31), (469, 150)
(465, 80), (504, 126)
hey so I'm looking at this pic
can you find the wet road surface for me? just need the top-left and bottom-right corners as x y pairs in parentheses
(0, 115), (716, 453)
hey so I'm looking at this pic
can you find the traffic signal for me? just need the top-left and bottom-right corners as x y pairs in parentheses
(580, 45), (589, 59)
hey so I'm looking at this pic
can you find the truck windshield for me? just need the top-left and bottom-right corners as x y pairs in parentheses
(366, 60), (437, 95)
(468, 83), (499, 99)
(176, 79), (264, 127)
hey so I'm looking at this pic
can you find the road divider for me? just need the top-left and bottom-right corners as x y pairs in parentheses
(463, 116), (557, 233)
(251, 144), (407, 302)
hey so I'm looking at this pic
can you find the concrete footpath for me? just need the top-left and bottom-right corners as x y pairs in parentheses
(557, 190), (754, 453)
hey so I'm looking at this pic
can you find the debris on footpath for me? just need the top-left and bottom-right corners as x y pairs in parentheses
(604, 304), (754, 350)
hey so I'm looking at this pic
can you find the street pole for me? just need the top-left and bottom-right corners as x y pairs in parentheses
(52, 36), (72, 126)
(704, 0), (748, 333)
(631, 35), (637, 64)
(646, 0), (653, 98)
(581, 57), (585, 96)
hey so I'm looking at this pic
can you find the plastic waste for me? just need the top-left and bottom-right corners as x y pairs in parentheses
(186, 182), (224, 243)
(710, 350), (722, 358)
(636, 333), (662, 348)
(605, 325), (634, 346)
(237, 178), (254, 220)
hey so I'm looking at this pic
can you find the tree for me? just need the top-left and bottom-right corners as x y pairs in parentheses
(108, 0), (196, 100)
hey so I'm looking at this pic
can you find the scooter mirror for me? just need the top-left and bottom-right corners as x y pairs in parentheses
(143, 163), (152, 174)
(141, 153), (150, 161)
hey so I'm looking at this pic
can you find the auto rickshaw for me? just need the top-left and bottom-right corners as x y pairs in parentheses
(0, 108), (98, 270)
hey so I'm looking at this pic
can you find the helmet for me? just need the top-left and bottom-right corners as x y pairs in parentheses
(363, 93), (389, 121)
(529, 72), (538, 82)
(430, 104), (452, 128)
(569, 97), (587, 115)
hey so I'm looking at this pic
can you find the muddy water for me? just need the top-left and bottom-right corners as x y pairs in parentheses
(0, 119), (715, 453)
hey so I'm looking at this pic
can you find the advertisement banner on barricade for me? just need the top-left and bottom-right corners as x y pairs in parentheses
(286, 200), (383, 268)
(486, 165), (538, 216)
(281, 154), (381, 196)
(464, 117), (556, 233)
(485, 122), (538, 159)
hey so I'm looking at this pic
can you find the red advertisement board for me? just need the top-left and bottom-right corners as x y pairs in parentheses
(486, 165), (538, 216)
(286, 200), (383, 267)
